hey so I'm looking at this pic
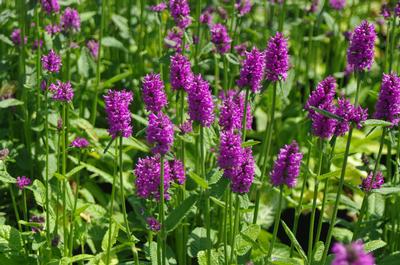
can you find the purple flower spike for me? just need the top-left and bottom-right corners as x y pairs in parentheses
(210, 23), (232, 54)
(229, 147), (255, 194)
(87, 40), (99, 60)
(45, 24), (61, 36)
(61, 8), (81, 31)
(165, 28), (188, 52)
(329, 0), (346, 10)
(142, 73), (168, 113)
(104, 89), (133, 139)
(200, 7), (213, 25)
(265, 32), (289, 82)
(235, 0), (252, 17)
(361, 171), (384, 192)
(11, 29), (27, 46)
(396, 2), (400, 17)
(169, 0), (192, 29)
(237, 47), (265, 93)
(219, 90), (252, 131)
(179, 120), (193, 134)
(311, 103), (337, 139)
(380, 3), (391, 20)
(147, 112), (174, 155)
(188, 74), (215, 127)
(218, 131), (243, 170)
(70, 137), (90, 149)
(169, 159), (186, 185)
(41, 50), (62, 73)
(334, 98), (368, 136)
(147, 217), (161, 231)
(149, 2), (167, 12)
(305, 76), (337, 118)
(374, 73), (400, 126)
(16, 176), (31, 190)
(347, 20), (376, 72)
(134, 156), (171, 200)
(41, 0), (60, 14)
(49, 81), (74, 102)
(170, 53), (193, 91)
(332, 241), (375, 265)
(270, 141), (303, 188)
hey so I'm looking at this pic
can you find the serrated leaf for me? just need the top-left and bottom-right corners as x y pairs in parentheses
(101, 222), (119, 252)
(312, 241), (324, 264)
(102, 36), (126, 51)
(165, 195), (198, 232)
(66, 165), (85, 178)
(78, 48), (90, 78)
(187, 227), (217, 258)
(242, 140), (261, 147)
(27, 179), (46, 207)
(0, 225), (22, 252)
(236, 224), (260, 256)
(332, 227), (353, 243)
(225, 53), (240, 65)
(60, 254), (94, 264)
(197, 249), (220, 265)
(188, 171), (208, 189)
(372, 186), (400, 195)
(102, 70), (132, 88)
(0, 99), (23, 108)
(364, 240), (386, 253)
(363, 119), (392, 127)
(281, 221), (308, 263)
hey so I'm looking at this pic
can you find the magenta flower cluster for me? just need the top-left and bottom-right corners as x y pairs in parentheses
(61, 8), (81, 31)
(226, 147), (255, 194)
(42, 50), (62, 73)
(270, 141), (303, 188)
(142, 73), (168, 113)
(104, 89), (133, 139)
(210, 23), (232, 54)
(218, 131), (243, 170)
(329, 0), (346, 10)
(170, 53), (193, 91)
(235, 0), (252, 17)
(41, 0), (60, 14)
(237, 47), (266, 93)
(169, 159), (186, 185)
(87, 40), (99, 59)
(11, 29), (27, 46)
(188, 75), (215, 127)
(361, 171), (384, 192)
(347, 20), (376, 72)
(331, 241), (374, 265)
(49, 80), (74, 102)
(16, 176), (31, 190)
(265, 32), (289, 82)
(374, 73), (400, 126)
(149, 2), (167, 12)
(70, 137), (90, 149)
(147, 112), (174, 154)
(219, 90), (252, 131)
(147, 217), (161, 231)
(169, 0), (191, 29)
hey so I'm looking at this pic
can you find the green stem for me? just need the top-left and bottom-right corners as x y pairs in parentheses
(194, 0), (202, 71)
(253, 82), (277, 224)
(230, 194), (240, 264)
(242, 87), (250, 141)
(266, 185), (284, 262)
(308, 139), (324, 260)
(322, 72), (362, 264)
(105, 140), (118, 265)
(389, 16), (397, 73)
(62, 104), (68, 256)
(159, 155), (166, 265)
(69, 153), (82, 255)
(90, 0), (107, 125)
(223, 191), (228, 265)
(45, 91), (50, 247)
(290, 139), (312, 257)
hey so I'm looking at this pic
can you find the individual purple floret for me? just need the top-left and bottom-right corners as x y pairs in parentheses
(61, 8), (81, 31)
(49, 80), (74, 102)
(265, 32), (289, 82)
(219, 90), (252, 131)
(41, 50), (62, 73)
(32, 39), (43, 50)
(165, 28), (188, 52)
(169, 159), (186, 185)
(229, 147), (255, 194)
(200, 7), (213, 25)
(179, 120), (193, 134)
(149, 2), (167, 12)
(380, 3), (391, 20)
(270, 141), (303, 188)
(142, 73), (168, 113)
(70, 137), (90, 148)
(237, 47), (266, 93)
(210, 23), (232, 54)
(235, 43), (248, 57)
(374, 73), (400, 126)
(334, 98), (368, 136)
(87, 40), (99, 60)
(104, 89), (133, 139)
(169, 0), (192, 29)
(311, 102), (337, 139)
(170, 53), (193, 91)
(134, 155), (171, 200)
(218, 131), (243, 170)
(11, 29), (27, 46)
(396, 2), (400, 17)
(147, 217), (161, 231)
(305, 76), (337, 119)
(347, 20), (376, 72)
(331, 241), (375, 265)
(235, 0), (252, 17)
(16, 176), (31, 190)
(41, 0), (60, 14)
(188, 74), (215, 127)
(329, 0), (346, 10)
(45, 24), (61, 36)
(147, 112), (174, 154)
(360, 171), (384, 192)
(30, 216), (45, 233)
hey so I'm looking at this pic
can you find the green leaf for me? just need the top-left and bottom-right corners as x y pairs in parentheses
(225, 53), (240, 65)
(102, 70), (133, 88)
(188, 171), (208, 189)
(78, 48), (90, 78)
(281, 221), (308, 263)
(0, 99), (23, 108)
(372, 186), (400, 195)
(209, 175), (229, 198)
(197, 249), (221, 265)
(0, 225), (22, 252)
(27, 179), (46, 207)
(332, 227), (353, 243)
(312, 241), (324, 264)
(165, 195), (198, 232)
(242, 140), (261, 148)
(111, 14), (129, 35)
(187, 227), (217, 258)
(0, 163), (16, 183)
(102, 36), (127, 51)
(0, 34), (13, 46)
(378, 252), (400, 265)
(149, 241), (158, 265)
(80, 162), (113, 184)
(61, 254), (94, 264)
(101, 222), (119, 252)
(208, 169), (223, 185)
(309, 106), (343, 121)
(363, 119), (392, 127)
(235, 224), (260, 256)
(363, 240), (386, 253)
(317, 170), (341, 180)
(66, 165), (85, 179)
(125, 137), (150, 153)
